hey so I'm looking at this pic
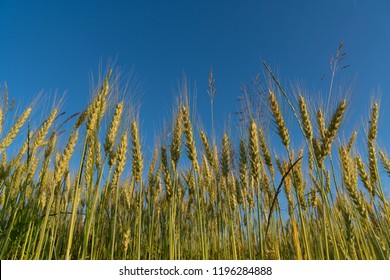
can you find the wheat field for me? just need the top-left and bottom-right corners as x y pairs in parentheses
(0, 65), (389, 260)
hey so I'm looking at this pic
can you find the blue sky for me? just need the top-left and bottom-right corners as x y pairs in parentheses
(1, 0), (390, 156)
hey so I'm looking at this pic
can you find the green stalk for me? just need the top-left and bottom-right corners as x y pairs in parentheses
(65, 137), (88, 260)
(110, 176), (120, 259)
(137, 179), (144, 259)
(82, 154), (106, 259)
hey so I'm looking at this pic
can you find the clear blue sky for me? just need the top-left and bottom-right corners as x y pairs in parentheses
(1, 0), (390, 154)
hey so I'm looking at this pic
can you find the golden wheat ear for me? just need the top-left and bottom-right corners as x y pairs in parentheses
(112, 131), (128, 187)
(248, 119), (260, 183)
(131, 121), (143, 184)
(298, 95), (313, 142)
(181, 106), (198, 172)
(379, 150), (390, 177)
(104, 102), (123, 157)
(322, 99), (347, 158)
(0, 107), (31, 152)
(367, 102), (379, 186)
(170, 109), (183, 168)
(269, 91), (290, 149)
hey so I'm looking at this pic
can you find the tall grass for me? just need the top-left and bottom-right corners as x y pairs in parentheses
(0, 65), (389, 260)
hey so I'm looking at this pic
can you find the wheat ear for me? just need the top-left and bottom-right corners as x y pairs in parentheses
(33, 107), (58, 149)
(258, 128), (274, 177)
(367, 103), (379, 185)
(131, 121), (143, 184)
(322, 99), (347, 157)
(0, 107), (31, 151)
(182, 106), (198, 172)
(269, 91), (290, 148)
(298, 95), (313, 141)
(221, 133), (231, 178)
(54, 130), (78, 185)
(170, 109), (183, 168)
(104, 102), (123, 156)
(339, 146), (366, 218)
(249, 119), (260, 182)
(379, 150), (390, 177)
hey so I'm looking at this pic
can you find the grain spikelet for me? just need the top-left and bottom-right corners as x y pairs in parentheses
(104, 102), (123, 156)
(322, 99), (346, 157)
(316, 109), (326, 140)
(239, 140), (248, 201)
(84, 141), (95, 186)
(312, 138), (323, 168)
(146, 149), (159, 206)
(269, 91), (290, 148)
(200, 130), (215, 169)
(367, 103), (379, 185)
(112, 132), (128, 186)
(0, 107), (31, 151)
(258, 128), (274, 177)
(54, 130), (78, 185)
(379, 150), (390, 177)
(293, 149), (306, 209)
(355, 156), (373, 199)
(170, 109), (183, 167)
(0, 108), (3, 136)
(249, 119), (260, 182)
(33, 107), (58, 149)
(10, 132), (31, 167)
(131, 121), (143, 183)
(85, 73), (111, 137)
(228, 171), (237, 210)
(346, 131), (357, 153)
(181, 106), (198, 172)
(221, 133), (231, 178)
(275, 156), (294, 215)
(299, 95), (313, 141)
(339, 146), (366, 218)
(160, 146), (172, 199)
